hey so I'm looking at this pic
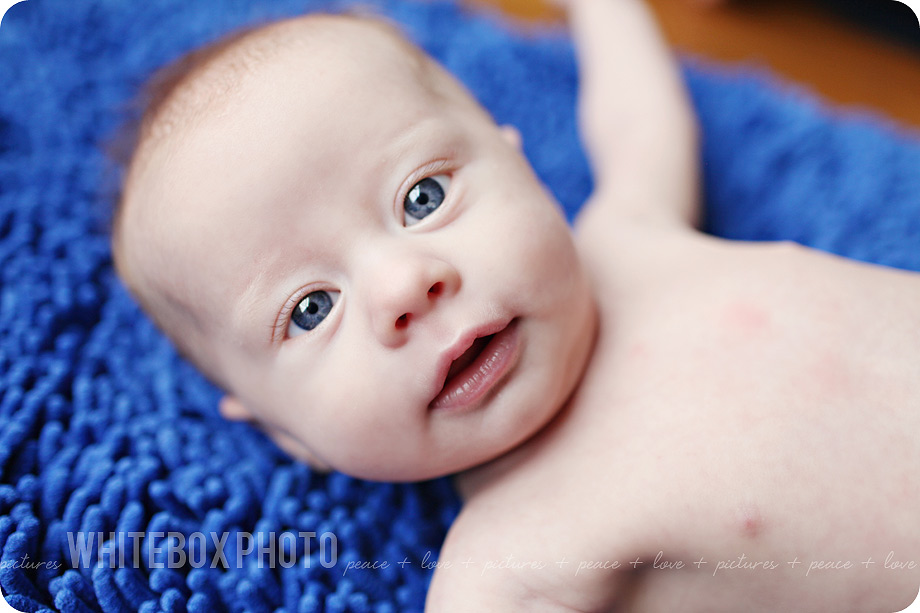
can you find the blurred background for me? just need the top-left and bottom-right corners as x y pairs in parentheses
(465, 0), (920, 129)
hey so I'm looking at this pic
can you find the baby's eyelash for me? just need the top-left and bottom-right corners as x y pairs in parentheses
(399, 159), (454, 205)
(269, 314), (289, 343)
(271, 290), (308, 342)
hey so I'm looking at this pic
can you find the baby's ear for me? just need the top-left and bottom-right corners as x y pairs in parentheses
(500, 124), (522, 150)
(219, 395), (253, 421)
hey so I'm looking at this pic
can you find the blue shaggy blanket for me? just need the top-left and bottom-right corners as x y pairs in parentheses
(1, 1), (919, 611)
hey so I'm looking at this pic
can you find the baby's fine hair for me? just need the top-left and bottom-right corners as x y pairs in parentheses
(111, 12), (420, 224)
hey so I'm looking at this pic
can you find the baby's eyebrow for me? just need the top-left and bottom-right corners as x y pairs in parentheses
(385, 116), (454, 165)
(375, 124), (432, 178)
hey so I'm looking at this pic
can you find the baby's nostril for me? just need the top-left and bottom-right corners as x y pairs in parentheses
(428, 282), (443, 297)
(396, 314), (409, 329)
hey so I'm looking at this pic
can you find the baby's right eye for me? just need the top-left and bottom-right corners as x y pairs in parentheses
(288, 290), (339, 337)
(404, 174), (450, 226)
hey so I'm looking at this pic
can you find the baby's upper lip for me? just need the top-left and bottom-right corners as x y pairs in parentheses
(428, 318), (513, 406)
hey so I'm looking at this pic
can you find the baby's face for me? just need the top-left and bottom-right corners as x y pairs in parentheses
(121, 19), (596, 481)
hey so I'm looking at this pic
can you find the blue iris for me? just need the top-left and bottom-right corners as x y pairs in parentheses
(291, 290), (335, 332)
(404, 175), (449, 225)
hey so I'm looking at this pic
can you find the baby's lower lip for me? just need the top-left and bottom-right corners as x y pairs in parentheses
(428, 319), (521, 412)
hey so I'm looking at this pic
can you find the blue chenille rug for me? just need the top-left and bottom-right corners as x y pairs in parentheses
(1, 0), (919, 611)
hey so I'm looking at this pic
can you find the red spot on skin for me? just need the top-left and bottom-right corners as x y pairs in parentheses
(742, 516), (761, 539)
(722, 301), (771, 337)
(806, 350), (853, 397)
(628, 341), (649, 359)
(736, 502), (764, 540)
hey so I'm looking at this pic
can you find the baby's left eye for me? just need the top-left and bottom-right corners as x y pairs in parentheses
(287, 290), (340, 338)
(404, 174), (450, 226)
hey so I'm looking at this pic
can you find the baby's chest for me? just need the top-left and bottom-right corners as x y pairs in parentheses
(576, 248), (919, 502)
(561, 245), (920, 577)
(579, 239), (920, 443)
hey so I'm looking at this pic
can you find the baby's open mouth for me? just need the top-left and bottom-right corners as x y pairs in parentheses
(444, 334), (494, 381)
(429, 319), (520, 412)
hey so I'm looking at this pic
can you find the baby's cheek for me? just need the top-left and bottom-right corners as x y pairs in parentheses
(312, 359), (397, 436)
(513, 213), (584, 298)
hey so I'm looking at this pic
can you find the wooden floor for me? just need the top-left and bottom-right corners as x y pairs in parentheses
(464, 0), (920, 130)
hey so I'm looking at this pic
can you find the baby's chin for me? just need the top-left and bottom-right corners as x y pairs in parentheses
(334, 453), (494, 484)
(326, 436), (533, 483)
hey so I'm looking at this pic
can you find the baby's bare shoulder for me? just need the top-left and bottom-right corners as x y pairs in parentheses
(426, 482), (639, 612)
(575, 215), (920, 313)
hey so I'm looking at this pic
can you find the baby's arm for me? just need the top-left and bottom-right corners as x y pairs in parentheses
(425, 528), (590, 613)
(562, 0), (700, 228)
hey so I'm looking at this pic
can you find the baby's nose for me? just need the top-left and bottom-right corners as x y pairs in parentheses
(366, 253), (460, 348)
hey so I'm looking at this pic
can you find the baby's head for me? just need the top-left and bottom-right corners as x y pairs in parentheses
(113, 14), (596, 481)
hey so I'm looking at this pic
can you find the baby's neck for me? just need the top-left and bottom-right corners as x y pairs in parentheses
(452, 382), (584, 503)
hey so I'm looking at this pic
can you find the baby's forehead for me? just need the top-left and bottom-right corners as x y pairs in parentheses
(138, 15), (428, 154)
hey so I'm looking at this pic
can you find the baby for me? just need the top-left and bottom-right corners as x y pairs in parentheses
(112, 0), (920, 610)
